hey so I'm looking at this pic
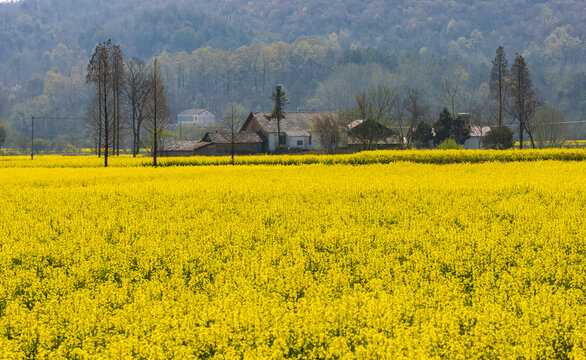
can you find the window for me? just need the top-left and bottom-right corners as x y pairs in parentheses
(309, 134), (312, 145)
(297, 140), (303, 146)
(279, 134), (286, 145)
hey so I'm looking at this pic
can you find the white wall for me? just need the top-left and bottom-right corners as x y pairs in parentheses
(287, 136), (310, 149)
(195, 112), (215, 126)
(268, 133), (278, 152)
(178, 115), (196, 123)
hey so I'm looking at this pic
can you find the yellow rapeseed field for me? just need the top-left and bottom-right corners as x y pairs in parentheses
(0, 156), (585, 358)
(2, 148), (585, 168)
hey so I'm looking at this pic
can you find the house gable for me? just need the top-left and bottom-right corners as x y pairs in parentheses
(347, 119), (400, 146)
(240, 113), (266, 134)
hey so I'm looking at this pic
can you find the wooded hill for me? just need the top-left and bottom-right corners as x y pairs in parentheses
(1, 0), (583, 67)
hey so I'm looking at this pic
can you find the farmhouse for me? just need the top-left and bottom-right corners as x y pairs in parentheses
(199, 132), (264, 155)
(159, 140), (212, 156)
(161, 132), (264, 156)
(163, 111), (404, 156)
(240, 112), (333, 152)
(465, 126), (491, 149)
(347, 119), (402, 149)
(177, 109), (216, 127)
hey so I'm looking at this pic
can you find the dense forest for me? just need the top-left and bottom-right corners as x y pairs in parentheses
(0, 0), (584, 148)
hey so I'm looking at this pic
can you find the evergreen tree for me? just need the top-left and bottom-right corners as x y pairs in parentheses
(483, 126), (514, 149)
(412, 121), (434, 149)
(509, 54), (539, 149)
(268, 84), (288, 148)
(432, 107), (470, 146)
(489, 45), (509, 126)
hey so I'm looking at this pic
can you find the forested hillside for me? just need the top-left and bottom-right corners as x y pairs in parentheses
(1, 0), (583, 68)
(0, 0), (584, 144)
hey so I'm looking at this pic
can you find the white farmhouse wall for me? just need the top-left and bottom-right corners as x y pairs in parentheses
(178, 114), (196, 123)
(195, 112), (215, 126)
(267, 133), (278, 152)
(287, 136), (308, 149)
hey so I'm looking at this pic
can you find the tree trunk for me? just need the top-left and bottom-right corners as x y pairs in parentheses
(98, 79), (102, 157)
(527, 129), (535, 149)
(519, 123), (524, 150)
(132, 106), (137, 157)
(136, 127), (141, 157)
(153, 64), (158, 167)
(103, 62), (109, 168)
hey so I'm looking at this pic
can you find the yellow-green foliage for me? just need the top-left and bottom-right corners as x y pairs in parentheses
(0, 161), (585, 358)
(1, 148), (585, 168)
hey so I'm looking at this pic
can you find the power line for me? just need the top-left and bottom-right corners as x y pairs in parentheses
(508, 120), (586, 127)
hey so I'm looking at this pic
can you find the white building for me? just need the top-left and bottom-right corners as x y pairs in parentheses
(464, 126), (491, 149)
(177, 109), (216, 127)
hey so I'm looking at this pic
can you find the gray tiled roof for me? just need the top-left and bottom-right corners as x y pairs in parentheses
(347, 136), (402, 145)
(204, 132), (264, 144)
(285, 130), (311, 137)
(249, 112), (333, 135)
(347, 119), (365, 129)
(163, 140), (211, 151)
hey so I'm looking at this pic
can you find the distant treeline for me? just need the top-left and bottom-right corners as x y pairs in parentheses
(2, 40), (584, 140)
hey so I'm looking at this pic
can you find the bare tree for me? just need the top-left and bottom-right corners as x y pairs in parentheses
(532, 107), (568, 148)
(86, 40), (114, 167)
(403, 87), (430, 146)
(220, 101), (245, 165)
(311, 112), (344, 154)
(144, 58), (172, 167)
(0, 123), (7, 152)
(111, 45), (124, 156)
(435, 78), (463, 117)
(345, 85), (399, 150)
(468, 103), (490, 148)
(391, 96), (407, 144)
(0, 83), (6, 119)
(489, 46), (509, 126)
(85, 87), (105, 155)
(509, 54), (539, 149)
(123, 58), (150, 157)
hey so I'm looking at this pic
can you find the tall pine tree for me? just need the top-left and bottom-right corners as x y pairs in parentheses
(268, 84), (288, 149)
(489, 46), (509, 127)
(509, 54), (539, 149)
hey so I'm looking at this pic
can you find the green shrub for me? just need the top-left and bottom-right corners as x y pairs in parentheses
(437, 138), (463, 150)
